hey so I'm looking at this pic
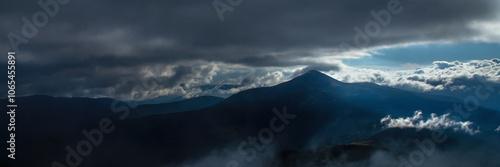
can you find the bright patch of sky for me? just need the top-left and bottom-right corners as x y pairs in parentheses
(343, 42), (500, 69)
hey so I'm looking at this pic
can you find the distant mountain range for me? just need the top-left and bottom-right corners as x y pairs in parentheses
(131, 96), (224, 118)
(2, 70), (499, 167)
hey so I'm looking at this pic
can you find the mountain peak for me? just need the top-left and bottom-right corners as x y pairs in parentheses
(302, 70), (328, 77)
(287, 70), (343, 87)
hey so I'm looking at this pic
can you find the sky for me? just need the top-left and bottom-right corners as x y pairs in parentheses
(1, 0), (500, 100)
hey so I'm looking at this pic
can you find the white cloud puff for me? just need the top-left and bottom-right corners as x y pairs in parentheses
(329, 59), (500, 92)
(381, 110), (480, 135)
(495, 125), (500, 132)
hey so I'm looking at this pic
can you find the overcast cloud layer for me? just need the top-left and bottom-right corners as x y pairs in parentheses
(1, 0), (500, 99)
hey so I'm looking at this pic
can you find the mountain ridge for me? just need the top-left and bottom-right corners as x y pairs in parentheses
(131, 96), (225, 117)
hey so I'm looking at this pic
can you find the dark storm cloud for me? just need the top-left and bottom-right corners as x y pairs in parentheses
(2, 0), (498, 64)
(1, 0), (498, 98)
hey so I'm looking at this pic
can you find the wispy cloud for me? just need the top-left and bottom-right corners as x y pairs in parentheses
(495, 125), (500, 132)
(380, 110), (480, 135)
